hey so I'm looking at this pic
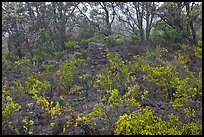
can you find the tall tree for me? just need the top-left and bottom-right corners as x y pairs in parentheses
(133, 2), (145, 42)
(156, 2), (200, 45)
(144, 2), (156, 41)
(184, 2), (197, 45)
(115, 2), (156, 42)
(99, 2), (116, 36)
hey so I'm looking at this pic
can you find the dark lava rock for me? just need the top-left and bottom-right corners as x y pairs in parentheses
(63, 126), (85, 135)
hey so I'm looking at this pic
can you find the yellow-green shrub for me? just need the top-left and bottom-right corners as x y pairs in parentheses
(54, 61), (73, 94)
(94, 53), (131, 91)
(194, 40), (202, 59)
(64, 40), (78, 49)
(140, 54), (202, 109)
(25, 76), (51, 97)
(54, 52), (86, 94)
(114, 107), (202, 135)
(2, 83), (21, 122)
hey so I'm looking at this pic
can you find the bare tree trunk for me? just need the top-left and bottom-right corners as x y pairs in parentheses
(7, 31), (12, 57)
(185, 2), (197, 45)
(139, 24), (144, 42)
(145, 2), (155, 42)
(134, 2), (145, 42)
(103, 3), (112, 36)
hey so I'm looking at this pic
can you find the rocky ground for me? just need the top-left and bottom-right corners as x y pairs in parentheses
(2, 42), (202, 135)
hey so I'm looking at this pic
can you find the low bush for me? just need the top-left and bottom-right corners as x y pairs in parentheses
(94, 53), (131, 91)
(99, 35), (124, 46)
(114, 107), (202, 135)
(64, 40), (78, 49)
(2, 82), (21, 122)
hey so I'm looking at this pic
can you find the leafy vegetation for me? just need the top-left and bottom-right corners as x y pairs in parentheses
(64, 40), (78, 49)
(114, 107), (201, 135)
(2, 2), (202, 135)
(2, 82), (21, 122)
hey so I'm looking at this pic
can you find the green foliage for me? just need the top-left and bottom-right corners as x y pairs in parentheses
(94, 69), (113, 90)
(32, 49), (52, 64)
(184, 107), (196, 119)
(73, 84), (141, 133)
(14, 57), (34, 76)
(123, 85), (141, 109)
(151, 28), (162, 44)
(22, 103), (34, 135)
(141, 56), (202, 108)
(22, 118), (34, 135)
(194, 40), (202, 59)
(24, 77), (63, 117)
(41, 63), (55, 70)
(64, 40), (78, 49)
(54, 61), (74, 94)
(2, 82), (21, 122)
(131, 34), (140, 43)
(2, 95), (21, 121)
(53, 51), (65, 59)
(79, 38), (93, 46)
(125, 45), (202, 116)
(182, 123), (202, 135)
(145, 50), (155, 60)
(142, 64), (175, 90)
(36, 96), (63, 117)
(79, 73), (92, 79)
(94, 53), (131, 91)
(114, 107), (202, 135)
(69, 53), (87, 69)
(75, 85), (141, 131)
(8, 121), (20, 135)
(2, 2), (202, 135)
(54, 52), (86, 94)
(115, 107), (156, 135)
(69, 85), (84, 95)
(99, 35), (124, 46)
(2, 51), (15, 70)
(25, 76), (51, 97)
(107, 89), (119, 103)
(151, 24), (183, 45)
(11, 80), (27, 100)
(75, 114), (90, 127)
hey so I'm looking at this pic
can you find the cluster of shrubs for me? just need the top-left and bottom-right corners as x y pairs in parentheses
(2, 38), (202, 135)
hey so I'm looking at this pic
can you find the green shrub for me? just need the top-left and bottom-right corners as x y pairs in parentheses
(150, 24), (183, 45)
(145, 51), (155, 60)
(2, 51), (14, 70)
(54, 52), (86, 94)
(94, 53), (131, 91)
(114, 107), (202, 135)
(25, 76), (51, 98)
(139, 48), (202, 110)
(80, 38), (93, 46)
(99, 35), (124, 46)
(194, 40), (202, 59)
(131, 34), (140, 44)
(53, 51), (65, 59)
(141, 60), (201, 108)
(14, 57), (34, 76)
(74, 87), (141, 132)
(2, 82), (21, 122)
(54, 61), (73, 94)
(10, 80), (27, 101)
(24, 77), (62, 118)
(41, 63), (55, 70)
(64, 40), (78, 49)
(32, 53), (49, 64)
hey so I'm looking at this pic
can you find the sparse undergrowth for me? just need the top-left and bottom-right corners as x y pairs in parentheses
(2, 41), (202, 135)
